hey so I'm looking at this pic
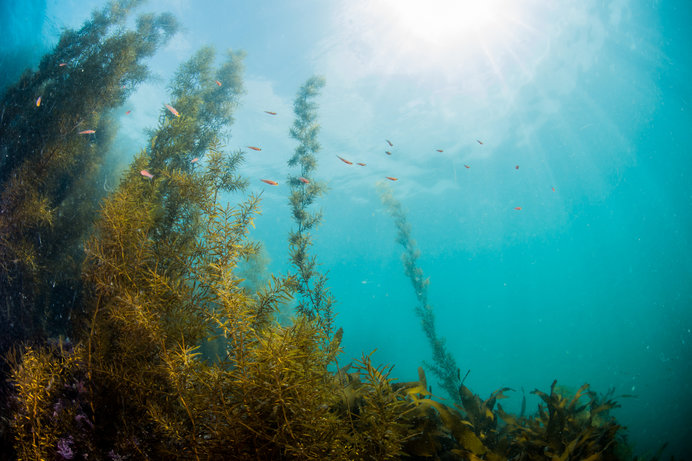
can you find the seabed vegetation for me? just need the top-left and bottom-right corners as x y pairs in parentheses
(0, 1), (675, 460)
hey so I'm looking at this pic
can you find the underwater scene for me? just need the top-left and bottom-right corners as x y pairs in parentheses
(0, 0), (690, 459)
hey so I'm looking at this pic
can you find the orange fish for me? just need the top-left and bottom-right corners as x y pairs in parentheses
(215, 80), (222, 86)
(356, 162), (366, 166)
(477, 140), (483, 145)
(79, 130), (96, 134)
(337, 155), (353, 165)
(464, 164), (470, 169)
(165, 104), (180, 117)
(386, 176), (398, 181)
(552, 187), (556, 192)
(260, 179), (278, 186)
(125, 110), (131, 115)
(248, 146), (262, 151)
(191, 157), (199, 163)
(298, 177), (309, 184)
(436, 149), (443, 152)
(58, 63), (67, 67)
(385, 151), (392, 155)
(140, 169), (154, 179)
(514, 207), (522, 210)
(515, 165), (519, 169)
(36, 96), (41, 107)
(386, 139), (393, 147)
(264, 111), (277, 115)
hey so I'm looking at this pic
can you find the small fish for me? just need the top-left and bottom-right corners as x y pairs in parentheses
(215, 80), (222, 86)
(477, 140), (483, 145)
(514, 207), (522, 210)
(79, 130), (96, 134)
(247, 146), (262, 151)
(386, 139), (393, 147)
(165, 104), (180, 117)
(264, 111), (277, 115)
(36, 96), (41, 107)
(515, 165), (519, 169)
(298, 177), (309, 184)
(436, 149), (443, 152)
(140, 169), (154, 179)
(385, 151), (392, 155)
(386, 176), (398, 181)
(125, 110), (131, 115)
(260, 179), (278, 186)
(337, 155), (353, 165)
(59, 63), (67, 67)
(552, 187), (556, 192)
(191, 157), (199, 163)
(356, 162), (366, 166)
(464, 164), (470, 169)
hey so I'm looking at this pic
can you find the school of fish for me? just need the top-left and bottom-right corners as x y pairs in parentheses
(36, 62), (554, 210)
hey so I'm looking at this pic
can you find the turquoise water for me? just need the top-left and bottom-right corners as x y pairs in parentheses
(4, 0), (690, 457)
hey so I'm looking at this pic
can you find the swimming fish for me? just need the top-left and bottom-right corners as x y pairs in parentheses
(385, 151), (392, 155)
(125, 110), (131, 115)
(264, 111), (277, 115)
(477, 140), (483, 145)
(552, 187), (556, 192)
(165, 104), (180, 117)
(248, 146), (262, 151)
(436, 149), (443, 152)
(515, 165), (519, 169)
(337, 155), (353, 165)
(79, 130), (96, 134)
(386, 176), (398, 181)
(464, 164), (470, 169)
(191, 157), (199, 163)
(58, 63), (67, 67)
(36, 96), (41, 107)
(386, 139), (393, 147)
(215, 80), (222, 86)
(140, 170), (154, 179)
(356, 162), (366, 166)
(514, 207), (521, 210)
(260, 179), (278, 186)
(298, 177), (309, 184)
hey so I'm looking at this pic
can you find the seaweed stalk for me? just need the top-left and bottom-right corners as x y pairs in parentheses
(287, 76), (335, 339)
(378, 183), (461, 404)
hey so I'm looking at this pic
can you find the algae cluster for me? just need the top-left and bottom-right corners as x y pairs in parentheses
(0, 1), (665, 460)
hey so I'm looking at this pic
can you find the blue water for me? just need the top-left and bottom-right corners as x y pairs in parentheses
(6, 0), (691, 457)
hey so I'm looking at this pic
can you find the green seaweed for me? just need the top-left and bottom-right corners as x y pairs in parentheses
(287, 76), (335, 339)
(378, 182), (462, 404)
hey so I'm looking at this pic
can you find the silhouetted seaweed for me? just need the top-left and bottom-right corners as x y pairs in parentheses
(0, 0), (178, 361)
(378, 183), (462, 404)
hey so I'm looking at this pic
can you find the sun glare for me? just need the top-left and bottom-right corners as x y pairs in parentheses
(387, 0), (501, 45)
(383, 0), (518, 48)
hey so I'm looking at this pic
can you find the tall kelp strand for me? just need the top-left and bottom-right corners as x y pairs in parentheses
(378, 183), (462, 404)
(0, 0), (178, 357)
(287, 76), (336, 339)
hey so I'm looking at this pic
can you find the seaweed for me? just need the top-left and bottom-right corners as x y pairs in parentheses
(378, 183), (461, 404)
(287, 76), (335, 339)
(496, 380), (624, 459)
(0, 0), (178, 358)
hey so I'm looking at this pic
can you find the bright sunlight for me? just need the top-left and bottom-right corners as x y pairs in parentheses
(385, 0), (509, 46)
